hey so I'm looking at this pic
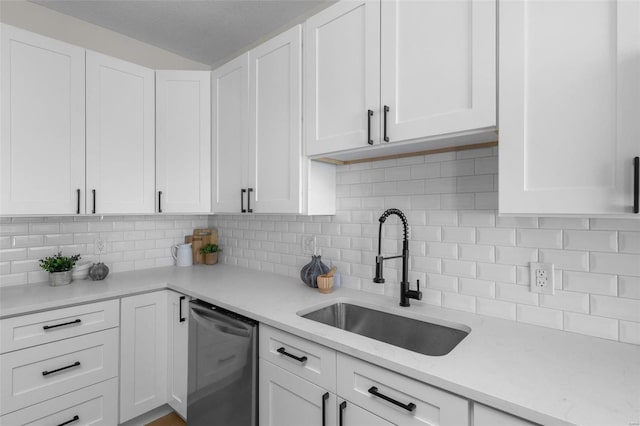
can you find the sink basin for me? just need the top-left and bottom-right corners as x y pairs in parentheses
(299, 302), (469, 356)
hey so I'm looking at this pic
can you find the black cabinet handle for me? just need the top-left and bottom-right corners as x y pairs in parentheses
(339, 401), (347, 426)
(321, 392), (329, 426)
(247, 188), (253, 213)
(634, 156), (639, 214)
(158, 191), (163, 213)
(57, 415), (79, 426)
(367, 109), (373, 145)
(76, 189), (80, 214)
(91, 189), (96, 214)
(179, 296), (186, 323)
(276, 347), (307, 363)
(368, 386), (416, 413)
(383, 105), (390, 142)
(43, 319), (81, 330)
(241, 189), (247, 213)
(42, 361), (81, 376)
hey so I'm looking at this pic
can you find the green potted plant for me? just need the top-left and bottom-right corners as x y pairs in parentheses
(39, 252), (81, 286)
(200, 244), (220, 265)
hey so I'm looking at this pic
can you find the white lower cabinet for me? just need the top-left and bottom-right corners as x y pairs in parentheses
(119, 291), (168, 423)
(0, 378), (118, 426)
(338, 400), (392, 426)
(260, 359), (337, 426)
(166, 291), (189, 420)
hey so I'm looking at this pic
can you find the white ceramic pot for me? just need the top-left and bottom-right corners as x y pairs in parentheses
(49, 271), (72, 286)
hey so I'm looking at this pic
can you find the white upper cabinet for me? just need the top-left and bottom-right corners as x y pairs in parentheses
(156, 71), (211, 213)
(86, 51), (155, 214)
(0, 24), (85, 215)
(249, 25), (302, 214)
(499, 0), (640, 216)
(305, 1), (381, 156)
(304, 0), (496, 157)
(380, 0), (496, 143)
(212, 53), (249, 214)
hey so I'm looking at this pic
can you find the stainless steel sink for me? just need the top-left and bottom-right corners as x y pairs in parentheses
(299, 302), (469, 356)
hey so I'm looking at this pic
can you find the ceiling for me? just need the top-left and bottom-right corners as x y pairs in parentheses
(31, 0), (333, 66)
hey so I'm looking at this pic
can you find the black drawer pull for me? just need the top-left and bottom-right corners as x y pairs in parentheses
(42, 361), (81, 376)
(241, 188), (247, 213)
(321, 392), (329, 426)
(367, 109), (373, 145)
(339, 401), (347, 426)
(179, 295), (186, 322)
(276, 347), (307, 363)
(43, 319), (81, 330)
(57, 415), (79, 426)
(247, 188), (253, 213)
(158, 191), (163, 213)
(368, 386), (416, 413)
(633, 156), (638, 214)
(76, 189), (80, 215)
(91, 189), (96, 214)
(383, 105), (390, 142)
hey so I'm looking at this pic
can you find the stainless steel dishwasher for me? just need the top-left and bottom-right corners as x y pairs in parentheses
(187, 299), (258, 426)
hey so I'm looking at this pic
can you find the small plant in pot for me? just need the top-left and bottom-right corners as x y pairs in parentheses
(200, 244), (220, 265)
(39, 252), (81, 286)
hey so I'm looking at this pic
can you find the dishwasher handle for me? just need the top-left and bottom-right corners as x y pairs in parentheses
(190, 304), (252, 338)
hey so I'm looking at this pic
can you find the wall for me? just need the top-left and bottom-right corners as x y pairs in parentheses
(0, 215), (208, 286)
(0, 0), (210, 70)
(209, 147), (640, 345)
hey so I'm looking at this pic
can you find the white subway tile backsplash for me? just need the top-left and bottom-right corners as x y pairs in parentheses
(476, 227), (515, 246)
(496, 283), (538, 305)
(441, 194), (474, 210)
(496, 216), (538, 229)
(564, 230), (617, 252)
(457, 175), (494, 193)
(459, 278), (495, 298)
(564, 312), (618, 340)
(12, 235), (44, 248)
(496, 246), (537, 266)
(619, 232), (640, 254)
(620, 321), (640, 345)
(442, 259), (476, 278)
(476, 297), (516, 320)
(426, 242), (458, 259)
(410, 194), (440, 210)
(458, 211), (495, 227)
(517, 305), (563, 330)
(459, 244), (495, 263)
(474, 192), (498, 210)
(563, 271), (618, 296)
(427, 273), (458, 292)
(412, 226), (441, 242)
(441, 159), (475, 177)
(443, 227), (475, 243)
(517, 229), (562, 249)
(474, 157), (498, 174)
(539, 249), (589, 272)
(442, 292), (476, 313)
(540, 291), (589, 313)
(477, 263), (516, 283)
(590, 252), (640, 276)
(539, 217), (589, 230)
(590, 218), (640, 231)
(591, 295), (640, 322)
(619, 276), (640, 300)
(426, 211), (458, 226)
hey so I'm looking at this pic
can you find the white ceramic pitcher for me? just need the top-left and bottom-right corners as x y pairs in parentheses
(172, 243), (193, 267)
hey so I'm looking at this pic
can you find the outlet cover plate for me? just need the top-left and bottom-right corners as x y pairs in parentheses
(302, 235), (316, 255)
(530, 262), (554, 294)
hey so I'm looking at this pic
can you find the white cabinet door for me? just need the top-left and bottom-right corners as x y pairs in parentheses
(259, 359), (337, 426)
(474, 403), (538, 426)
(120, 291), (168, 423)
(499, 0), (640, 215)
(380, 0), (496, 143)
(305, 1), (381, 155)
(212, 53), (249, 214)
(156, 71), (211, 213)
(167, 291), (188, 420)
(86, 51), (155, 214)
(339, 400), (393, 426)
(0, 24), (85, 215)
(248, 25), (302, 214)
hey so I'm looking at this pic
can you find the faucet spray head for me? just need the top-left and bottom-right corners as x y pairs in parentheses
(374, 255), (385, 283)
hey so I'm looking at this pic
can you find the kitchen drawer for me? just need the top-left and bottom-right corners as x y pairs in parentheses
(259, 324), (336, 392)
(474, 403), (539, 426)
(0, 378), (118, 425)
(0, 328), (119, 415)
(0, 300), (119, 353)
(337, 354), (469, 426)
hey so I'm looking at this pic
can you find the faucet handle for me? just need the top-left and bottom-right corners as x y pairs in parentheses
(414, 279), (423, 301)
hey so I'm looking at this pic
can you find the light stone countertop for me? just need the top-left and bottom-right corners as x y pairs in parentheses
(1, 264), (638, 426)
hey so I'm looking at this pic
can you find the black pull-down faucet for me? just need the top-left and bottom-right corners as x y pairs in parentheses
(373, 208), (422, 307)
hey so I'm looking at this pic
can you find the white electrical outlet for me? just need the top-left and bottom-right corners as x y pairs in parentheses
(529, 262), (554, 294)
(95, 239), (107, 255)
(302, 235), (316, 255)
